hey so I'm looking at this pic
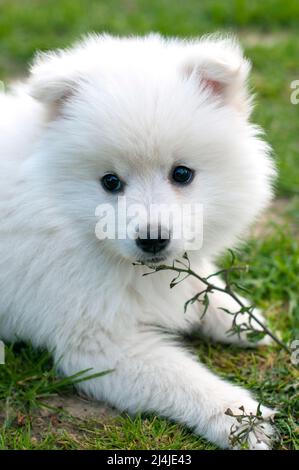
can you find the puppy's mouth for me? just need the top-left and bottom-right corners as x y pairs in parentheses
(136, 254), (168, 266)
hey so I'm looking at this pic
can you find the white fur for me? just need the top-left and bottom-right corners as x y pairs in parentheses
(0, 34), (277, 449)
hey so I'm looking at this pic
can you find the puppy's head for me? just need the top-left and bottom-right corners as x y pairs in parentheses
(27, 34), (276, 264)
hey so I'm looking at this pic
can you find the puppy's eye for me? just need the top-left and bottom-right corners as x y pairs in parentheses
(101, 174), (123, 193)
(172, 166), (194, 185)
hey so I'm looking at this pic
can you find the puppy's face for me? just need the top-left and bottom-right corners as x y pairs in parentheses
(28, 34), (275, 264)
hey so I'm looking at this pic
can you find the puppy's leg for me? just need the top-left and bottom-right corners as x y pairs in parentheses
(58, 331), (276, 449)
(198, 285), (271, 348)
(188, 262), (271, 347)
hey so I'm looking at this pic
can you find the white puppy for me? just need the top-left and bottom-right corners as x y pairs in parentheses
(0, 34), (277, 449)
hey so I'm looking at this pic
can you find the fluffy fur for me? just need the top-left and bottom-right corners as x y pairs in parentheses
(0, 34), (277, 449)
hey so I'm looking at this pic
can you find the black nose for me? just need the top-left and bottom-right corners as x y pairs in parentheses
(136, 228), (170, 254)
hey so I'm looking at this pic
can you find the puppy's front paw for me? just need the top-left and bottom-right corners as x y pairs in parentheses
(235, 308), (273, 348)
(225, 404), (277, 450)
(247, 421), (276, 449)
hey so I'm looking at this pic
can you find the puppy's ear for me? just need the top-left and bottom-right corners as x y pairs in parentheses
(27, 49), (83, 113)
(180, 36), (251, 115)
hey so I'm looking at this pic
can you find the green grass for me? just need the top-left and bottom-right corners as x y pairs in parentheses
(0, 0), (298, 451)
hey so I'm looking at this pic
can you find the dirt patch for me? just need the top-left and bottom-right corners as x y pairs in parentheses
(250, 198), (294, 238)
(240, 31), (290, 47)
(0, 394), (119, 447)
(40, 395), (118, 421)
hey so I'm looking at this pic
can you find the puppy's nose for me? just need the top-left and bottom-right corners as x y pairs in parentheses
(136, 227), (170, 254)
